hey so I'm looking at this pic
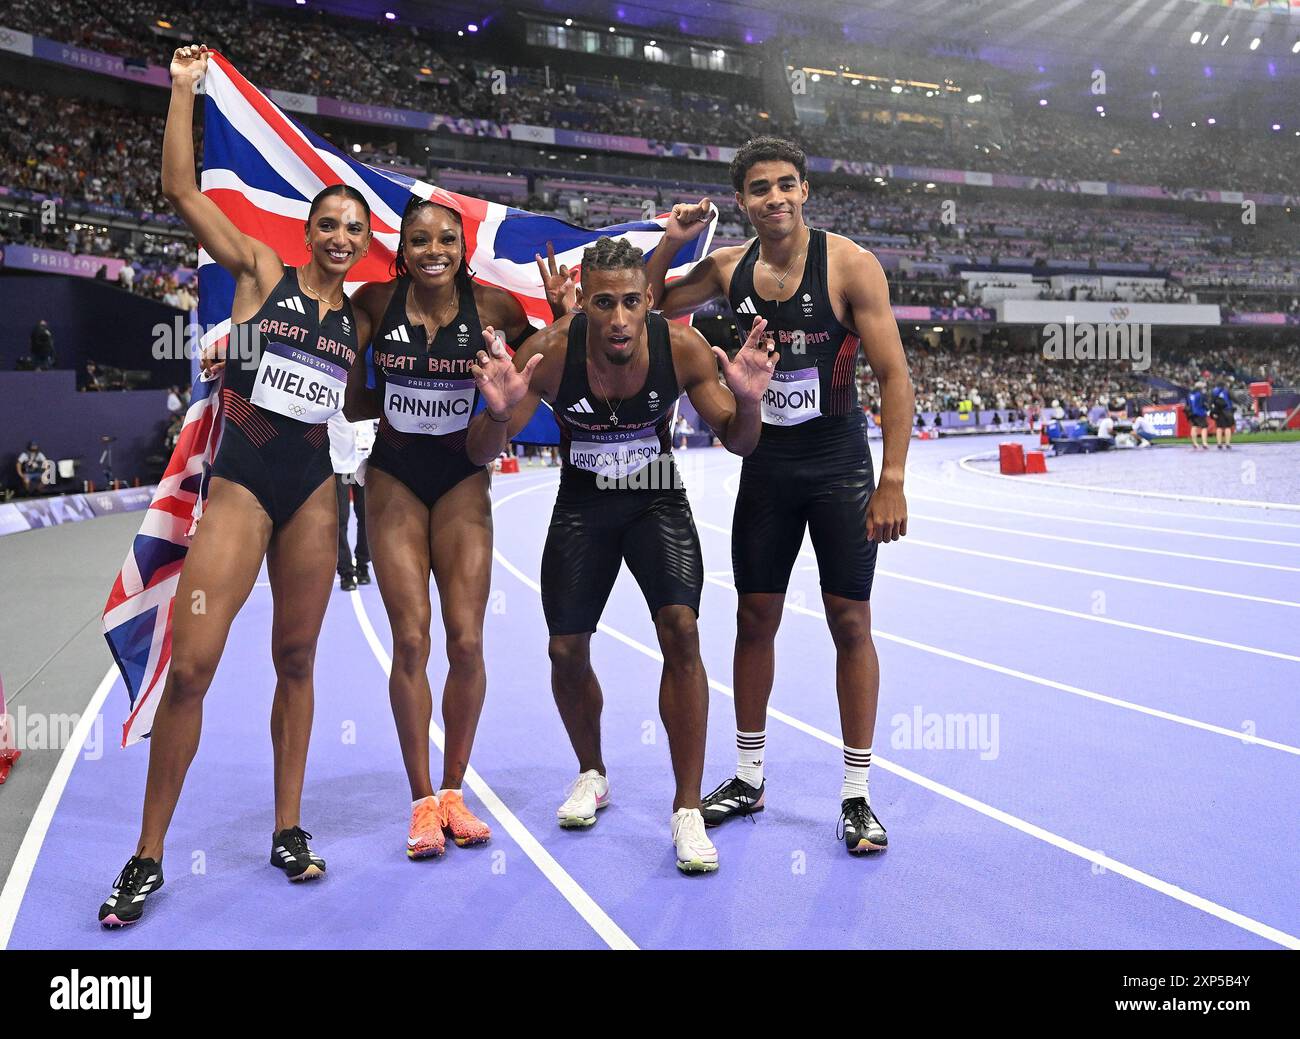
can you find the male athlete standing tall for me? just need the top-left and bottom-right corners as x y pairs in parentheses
(644, 136), (913, 854)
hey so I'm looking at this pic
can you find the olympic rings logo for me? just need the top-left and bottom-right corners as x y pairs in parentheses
(419, 422), (437, 431)
(289, 404), (306, 416)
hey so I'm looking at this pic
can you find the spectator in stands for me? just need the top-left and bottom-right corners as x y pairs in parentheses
(674, 413), (695, 450)
(118, 263), (135, 292)
(29, 320), (55, 369)
(1095, 412), (1116, 443)
(16, 440), (48, 495)
(82, 360), (104, 392)
(165, 385), (184, 416)
(164, 412), (184, 451)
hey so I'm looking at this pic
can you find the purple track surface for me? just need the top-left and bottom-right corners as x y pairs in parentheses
(5, 434), (1299, 949)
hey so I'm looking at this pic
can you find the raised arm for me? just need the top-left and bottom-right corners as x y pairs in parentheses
(464, 319), (566, 466)
(673, 318), (773, 457)
(644, 199), (726, 318)
(843, 248), (912, 542)
(163, 45), (279, 285)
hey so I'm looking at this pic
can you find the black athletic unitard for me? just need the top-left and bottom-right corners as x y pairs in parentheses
(364, 277), (487, 509)
(213, 266), (359, 527)
(540, 312), (703, 636)
(727, 228), (878, 601)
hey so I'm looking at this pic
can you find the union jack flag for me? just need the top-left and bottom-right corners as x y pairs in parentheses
(102, 53), (715, 746)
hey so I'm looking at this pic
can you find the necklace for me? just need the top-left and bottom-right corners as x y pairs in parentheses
(409, 287), (459, 344)
(758, 231), (809, 292)
(299, 266), (344, 310)
(589, 360), (623, 427)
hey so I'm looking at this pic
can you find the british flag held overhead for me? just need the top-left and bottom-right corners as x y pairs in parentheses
(102, 53), (715, 746)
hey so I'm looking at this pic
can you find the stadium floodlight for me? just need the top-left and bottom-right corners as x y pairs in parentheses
(1152, 112), (1160, 119)
(384, 11), (396, 19)
(468, 24), (478, 33)
(649, 40), (656, 46)
(1207, 117), (1216, 124)
(1250, 38), (1260, 51)
(811, 73), (821, 82)
(966, 93), (982, 103)
(1095, 104), (1104, 112)
(851, 79), (860, 86)
(891, 84), (903, 93)
(1190, 31), (1201, 44)
(1039, 98), (1048, 106)
(1272, 123), (1281, 131)
(564, 18), (573, 26)
(352, 143), (361, 153)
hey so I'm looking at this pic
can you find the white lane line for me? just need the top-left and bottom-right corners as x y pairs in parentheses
(877, 569), (1300, 664)
(491, 482), (1300, 949)
(0, 663), (119, 950)
(905, 491), (1300, 549)
(690, 520), (1300, 755)
(911, 512), (1300, 573)
(895, 537), (1300, 609)
(958, 452), (1300, 512)
(904, 459), (1300, 530)
(348, 586), (637, 951)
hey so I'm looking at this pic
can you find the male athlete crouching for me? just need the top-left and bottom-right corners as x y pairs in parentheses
(467, 236), (776, 873)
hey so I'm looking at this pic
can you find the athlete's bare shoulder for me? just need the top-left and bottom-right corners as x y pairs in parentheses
(823, 230), (879, 266)
(708, 241), (748, 281)
(352, 279), (398, 323)
(472, 281), (520, 325)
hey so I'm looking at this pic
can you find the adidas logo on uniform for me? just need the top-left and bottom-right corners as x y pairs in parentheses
(736, 297), (758, 315)
(277, 296), (306, 314)
(384, 325), (412, 343)
(569, 398), (595, 414)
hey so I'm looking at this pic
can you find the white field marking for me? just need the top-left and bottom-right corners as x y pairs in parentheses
(904, 460), (1300, 530)
(697, 514), (1299, 664)
(490, 484), (1300, 948)
(958, 452), (1300, 512)
(0, 664), (118, 950)
(909, 512), (1300, 574)
(904, 490), (1300, 550)
(348, 587), (636, 951)
(895, 537), (1300, 609)
(701, 568), (1300, 758)
(881, 570), (1300, 662)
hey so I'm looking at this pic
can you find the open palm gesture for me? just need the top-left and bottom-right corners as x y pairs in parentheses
(471, 326), (542, 420)
(712, 317), (776, 406)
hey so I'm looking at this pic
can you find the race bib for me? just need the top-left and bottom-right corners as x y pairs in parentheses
(250, 341), (346, 423)
(569, 429), (662, 479)
(761, 366), (821, 426)
(384, 374), (476, 435)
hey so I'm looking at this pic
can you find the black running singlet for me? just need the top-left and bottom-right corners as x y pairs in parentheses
(727, 227), (862, 435)
(369, 276), (482, 442)
(552, 313), (680, 494)
(223, 266), (358, 423)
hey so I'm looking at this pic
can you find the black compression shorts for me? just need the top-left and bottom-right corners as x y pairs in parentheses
(732, 412), (878, 602)
(541, 485), (703, 636)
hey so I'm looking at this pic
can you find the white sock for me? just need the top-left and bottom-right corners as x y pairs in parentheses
(437, 788), (461, 801)
(736, 730), (766, 787)
(841, 744), (872, 802)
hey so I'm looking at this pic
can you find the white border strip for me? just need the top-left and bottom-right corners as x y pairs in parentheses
(0, 663), (119, 949)
(958, 451), (1300, 512)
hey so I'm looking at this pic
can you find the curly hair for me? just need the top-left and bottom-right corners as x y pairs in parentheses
(729, 136), (807, 192)
(581, 235), (644, 274)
